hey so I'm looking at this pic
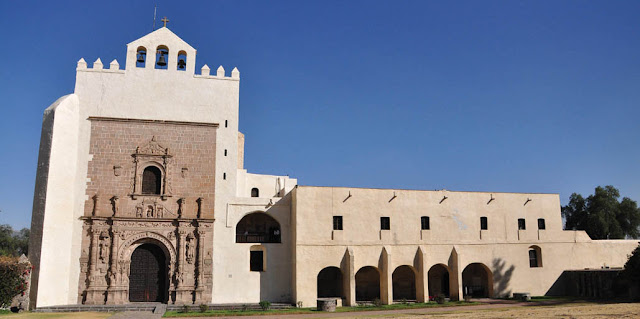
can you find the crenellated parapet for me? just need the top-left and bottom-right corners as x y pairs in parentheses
(76, 58), (125, 73)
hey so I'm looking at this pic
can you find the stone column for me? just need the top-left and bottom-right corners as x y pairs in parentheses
(106, 227), (121, 304)
(194, 229), (206, 303)
(175, 229), (189, 304)
(341, 247), (355, 306)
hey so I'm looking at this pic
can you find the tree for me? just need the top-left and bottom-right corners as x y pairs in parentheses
(0, 225), (29, 257)
(621, 244), (640, 287)
(562, 186), (640, 239)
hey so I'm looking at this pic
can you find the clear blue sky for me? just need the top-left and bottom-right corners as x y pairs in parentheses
(1, 1), (639, 230)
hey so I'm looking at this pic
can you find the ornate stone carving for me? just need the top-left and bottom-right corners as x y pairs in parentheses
(136, 136), (168, 155)
(110, 196), (119, 216)
(98, 231), (110, 264)
(185, 233), (195, 264)
(134, 199), (175, 218)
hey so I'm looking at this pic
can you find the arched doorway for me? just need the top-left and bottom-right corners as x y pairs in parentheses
(428, 264), (450, 298)
(462, 263), (493, 298)
(355, 266), (380, 301)
(129, 244), (168, 302)
(392, 265), (416, 301)
(236, 212), (281, 243)
(317, 267), (343, 298)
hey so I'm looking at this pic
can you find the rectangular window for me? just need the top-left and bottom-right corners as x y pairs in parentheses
(380, 217), (390, 230)
(518, 218), (526, 230)
(538, 218), (546, 230)
(250, 251), (264, 272)
(421, 216), (430, 230)
(333, 216), (343, 230)
(480, 216), (488, 230)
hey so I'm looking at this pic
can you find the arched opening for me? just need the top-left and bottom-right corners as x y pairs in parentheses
(136, 46), (146, 68)
(428, 264), (450, 298)
(142, 166), (162, 195)
(251, 188), (259, 198)
(317, 266), (343, 298)
(155, 45), (168, 69)
(177, 50), (187, 70)
(355, 266), (380, 301)
(392, 265), (416, 301)
(529, 245), (542, 267)
(129, 243), (168, 302)
(236, 212), (281, 243)
(462, 263), (493, 298)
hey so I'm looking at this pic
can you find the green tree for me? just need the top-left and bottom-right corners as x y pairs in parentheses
(562, 186), (640, 239)
(0, 225), (29, 257)
(621, 244), (640, 289)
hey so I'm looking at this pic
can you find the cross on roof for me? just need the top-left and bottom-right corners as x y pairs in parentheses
(161, 17), (169, 27)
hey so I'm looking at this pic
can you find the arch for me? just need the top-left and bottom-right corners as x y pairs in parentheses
(392, 265), (416, 301)
(177, 50), (187, 70)
(529, 245), (542, 267)
(428, 264), (450, 298)
(251, 188), (259, 198)
(462, 263), (493, 298)
(155, 45), (169, 69)
(317, 266), (343, 298)
(136, 46), (147, 67)
(236, 212), (281, 243)
(355, 266), (380, 301)
(142, 166), (162, 194)
(129, 243), (168, 302)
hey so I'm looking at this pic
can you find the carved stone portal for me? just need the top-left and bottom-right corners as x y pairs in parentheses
(79, 217), (213, 305)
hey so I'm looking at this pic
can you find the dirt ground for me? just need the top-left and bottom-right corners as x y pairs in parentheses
(337, 303), (640, 319)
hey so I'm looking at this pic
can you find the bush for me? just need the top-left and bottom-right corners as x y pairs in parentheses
(241, 304), (249, 311)
(296, 301), (303, 308)
(199, 304), (208, 312)
(372, 298), (382, 307)
(434, 294), (445, 304)
(259, 300), (271, 311)
(463, 295), (472, 302)
(180, 305), (190, 313)
(0, 256), (30, 308)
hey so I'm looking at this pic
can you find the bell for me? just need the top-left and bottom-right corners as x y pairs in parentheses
(157, 54), (167, 67)
(136, 52), (146, 63)
(177, 58), (186, 69)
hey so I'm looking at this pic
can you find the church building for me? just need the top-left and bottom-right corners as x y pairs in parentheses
(28, 27), (638, 308)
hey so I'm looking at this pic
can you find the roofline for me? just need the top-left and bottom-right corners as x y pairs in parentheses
(296, 184), (559, 196)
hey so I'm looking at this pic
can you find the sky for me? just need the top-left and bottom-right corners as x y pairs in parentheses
(0, 1), (639, 230)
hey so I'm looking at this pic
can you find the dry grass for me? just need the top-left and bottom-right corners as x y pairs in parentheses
(0, 312), (111, 319)
(345, 302), (640, 319)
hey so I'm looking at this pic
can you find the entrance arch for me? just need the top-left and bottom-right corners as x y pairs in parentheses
(129, 244), (168, 302)
(317, 266), (343, 298)
(392, 265), (416, 301)
(462, 263), (493, 298)
(428, 264), (450, 298)
(355, 266), (380, 301)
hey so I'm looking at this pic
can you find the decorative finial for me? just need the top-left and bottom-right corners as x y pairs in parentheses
(161, 17), (169, 27)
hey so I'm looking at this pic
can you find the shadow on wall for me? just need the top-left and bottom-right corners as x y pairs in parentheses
(492, 258), (515, 298)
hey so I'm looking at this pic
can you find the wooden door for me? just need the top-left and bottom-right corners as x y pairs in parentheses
(129, 244), (166, 302)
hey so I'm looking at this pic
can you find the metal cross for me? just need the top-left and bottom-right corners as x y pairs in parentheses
(161, 17), (169, 27)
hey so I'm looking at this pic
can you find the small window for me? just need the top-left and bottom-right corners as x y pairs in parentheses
(251, 188), (259, 198)
(250, 250), (264, 271)
(380, 217), (390, 230)
(333, 216), (343, 230)
(421, 216), (430, 230)
(142, 166), (162, 195)
(538, 218), (546, 230)
(529, 246), (542, 268)
(225, 120), (228, 128)
(480, 217), (488, 230)
(518, 218), (526, 230)
(223, 173), (226, 180)
(224, 149), (228, 156)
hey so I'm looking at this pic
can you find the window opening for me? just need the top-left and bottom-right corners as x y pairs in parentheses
(155, 45), (168, 69)
(223, 173), (226, 180)
(518, 218), (526, 230)
(224, 149), (227, 156)
(538, 218), (546, 230)
(236, 213), (281, 243)
(177, 50), (187, 70)
(250, 251), (264, 271)
(333, 216), (343, 230)
(480, 217), (488, 230)
(381, 217), (390, 230)
(251, 188), (259, 198)
(136, 46), (146, 68)
(529, 248), (540, 267)
(421, 216), (430, 230)
(142, 166), (162, 195)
